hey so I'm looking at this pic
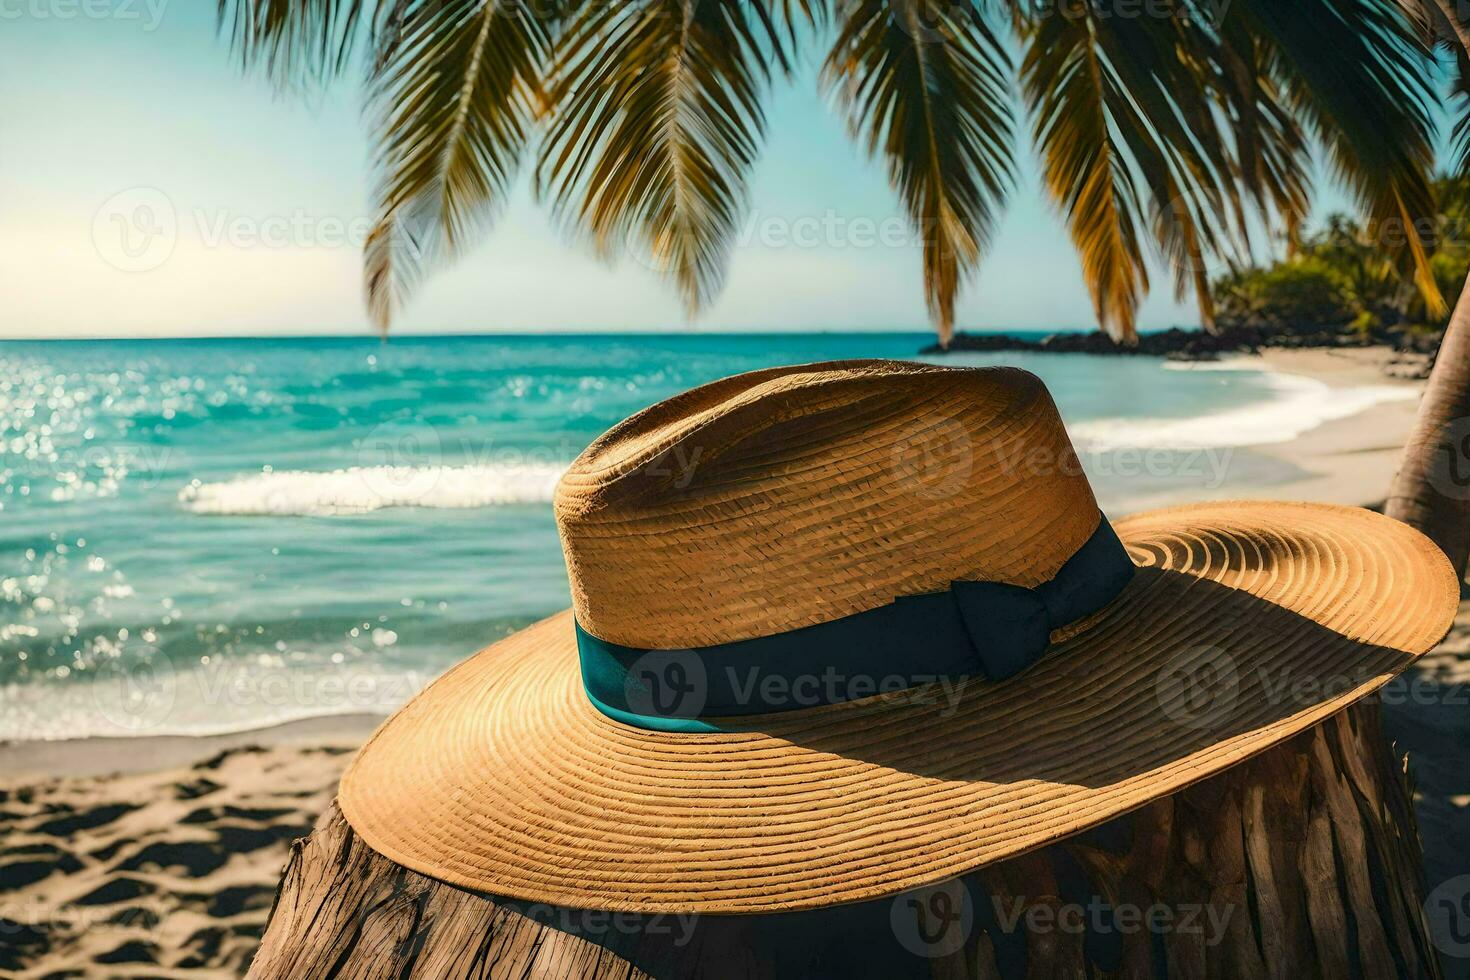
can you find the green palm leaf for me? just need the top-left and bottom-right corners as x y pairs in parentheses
(825, 0), (1015, 347)
(364, 1), (552, 332)
(1086, 11), (1245, 334)
(1018, 0), (1393, 342)
(1213, 22), (1312, 254)
(217, 0), (369, 88)
(1448, 45), (1470, 176)
(218, 0), (1448, 343)
(1403, 1), (1470, 175)
(1020, 7), (1148, 340)
(1238, 0), (1446, 317)
(535, 0), (796, 315)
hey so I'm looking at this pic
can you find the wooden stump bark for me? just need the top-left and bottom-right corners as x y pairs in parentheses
(247, 703), (1439, 979)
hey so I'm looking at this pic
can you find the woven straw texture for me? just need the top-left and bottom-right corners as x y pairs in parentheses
(339, 361), (1459, 914)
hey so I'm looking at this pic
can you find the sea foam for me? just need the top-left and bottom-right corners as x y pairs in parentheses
(179, 462), (567, 516)
(1068, 365), (1417, 453)
(178, 366), (1418, 514)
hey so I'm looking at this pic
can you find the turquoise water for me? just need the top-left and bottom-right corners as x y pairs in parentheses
(0, 332), (1381, 737)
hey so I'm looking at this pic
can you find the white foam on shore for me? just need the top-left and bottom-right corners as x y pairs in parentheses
(177, 362), (1417, 515)
(1069, 364), (1418, 453)
(0, 662), (426, 742)
(179, 462), (567, 516)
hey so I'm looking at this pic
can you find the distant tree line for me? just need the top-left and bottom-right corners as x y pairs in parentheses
(1214, 177), (1470, 337)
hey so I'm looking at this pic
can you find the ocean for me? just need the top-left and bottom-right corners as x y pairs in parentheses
(0, 332), (1418, 739)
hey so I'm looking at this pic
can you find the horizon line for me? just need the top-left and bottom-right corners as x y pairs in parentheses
(0, 325), (1201, 343)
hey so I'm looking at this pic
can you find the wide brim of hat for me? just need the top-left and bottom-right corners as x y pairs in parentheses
(339, 501), (1458, 915)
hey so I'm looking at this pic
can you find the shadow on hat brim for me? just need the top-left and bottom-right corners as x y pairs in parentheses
(339, 502), (1459, 915)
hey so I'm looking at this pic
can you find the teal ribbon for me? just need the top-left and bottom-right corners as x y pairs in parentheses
(577, 513), (1134, 732)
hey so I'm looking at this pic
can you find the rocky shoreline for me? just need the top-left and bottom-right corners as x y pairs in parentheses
(924, 326), (1439, 379)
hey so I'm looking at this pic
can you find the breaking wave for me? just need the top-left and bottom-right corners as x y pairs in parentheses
(179, 462), (567, 516)
(1069, 366), (1417, 452)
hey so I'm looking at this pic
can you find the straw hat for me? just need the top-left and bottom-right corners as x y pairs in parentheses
(339, 359), (1457, 914)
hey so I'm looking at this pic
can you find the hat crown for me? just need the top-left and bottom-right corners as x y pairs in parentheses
(555, 360), (1100, 649)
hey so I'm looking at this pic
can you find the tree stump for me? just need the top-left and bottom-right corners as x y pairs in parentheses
(247, 703), (1440, 979)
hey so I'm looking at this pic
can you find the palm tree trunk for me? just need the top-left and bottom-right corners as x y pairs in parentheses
(1385, 284), (1470, 578)
(1432, 0), (1470, 54)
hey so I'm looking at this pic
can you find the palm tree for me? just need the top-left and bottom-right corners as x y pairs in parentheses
(218, 0), (1445, 350)
(1378, 2), (1470, 576)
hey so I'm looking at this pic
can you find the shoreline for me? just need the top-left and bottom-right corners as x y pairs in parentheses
(0, 712), (383, 780)
(1241, 347), (1423, 506)
(1113, 346), (1425, 514)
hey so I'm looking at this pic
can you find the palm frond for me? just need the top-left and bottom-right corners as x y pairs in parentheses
(1020, 1), (1303, 341)
(1020, 8), (1149, 340)
(217, 0), (369, 89)
(1448, 43), (1470, 175)
(1388, 2), (1470, 192)
(363, 0), (553, 333)
(1214, 21), (1313, 254)
(1428, 0), (1470, 176)
(1087, 8), (1251, 334)
(363, 210), (431, 337)
(221, 0), (1449, 347)
(535, 0), (789, 316)
(1237, 0), (1446, 317)
(824, 0), (1014, 346)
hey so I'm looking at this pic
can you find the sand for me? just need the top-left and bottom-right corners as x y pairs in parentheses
(3, 345), (1467, 977)
(0, 719), (376, 978)
(1119, 346), (1429, 512)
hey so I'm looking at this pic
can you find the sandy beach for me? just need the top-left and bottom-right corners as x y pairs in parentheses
(1248, 347), (1430, 501)
(0, 718), (377, 978)
(1123, 346), (1431, 512)
(4, 345), (1468, 978)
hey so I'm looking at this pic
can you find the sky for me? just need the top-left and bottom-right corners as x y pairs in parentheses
(0, 2), (1371, 339)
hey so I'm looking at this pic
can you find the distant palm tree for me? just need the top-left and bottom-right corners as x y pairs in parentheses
(218, 0), (1444, 349)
